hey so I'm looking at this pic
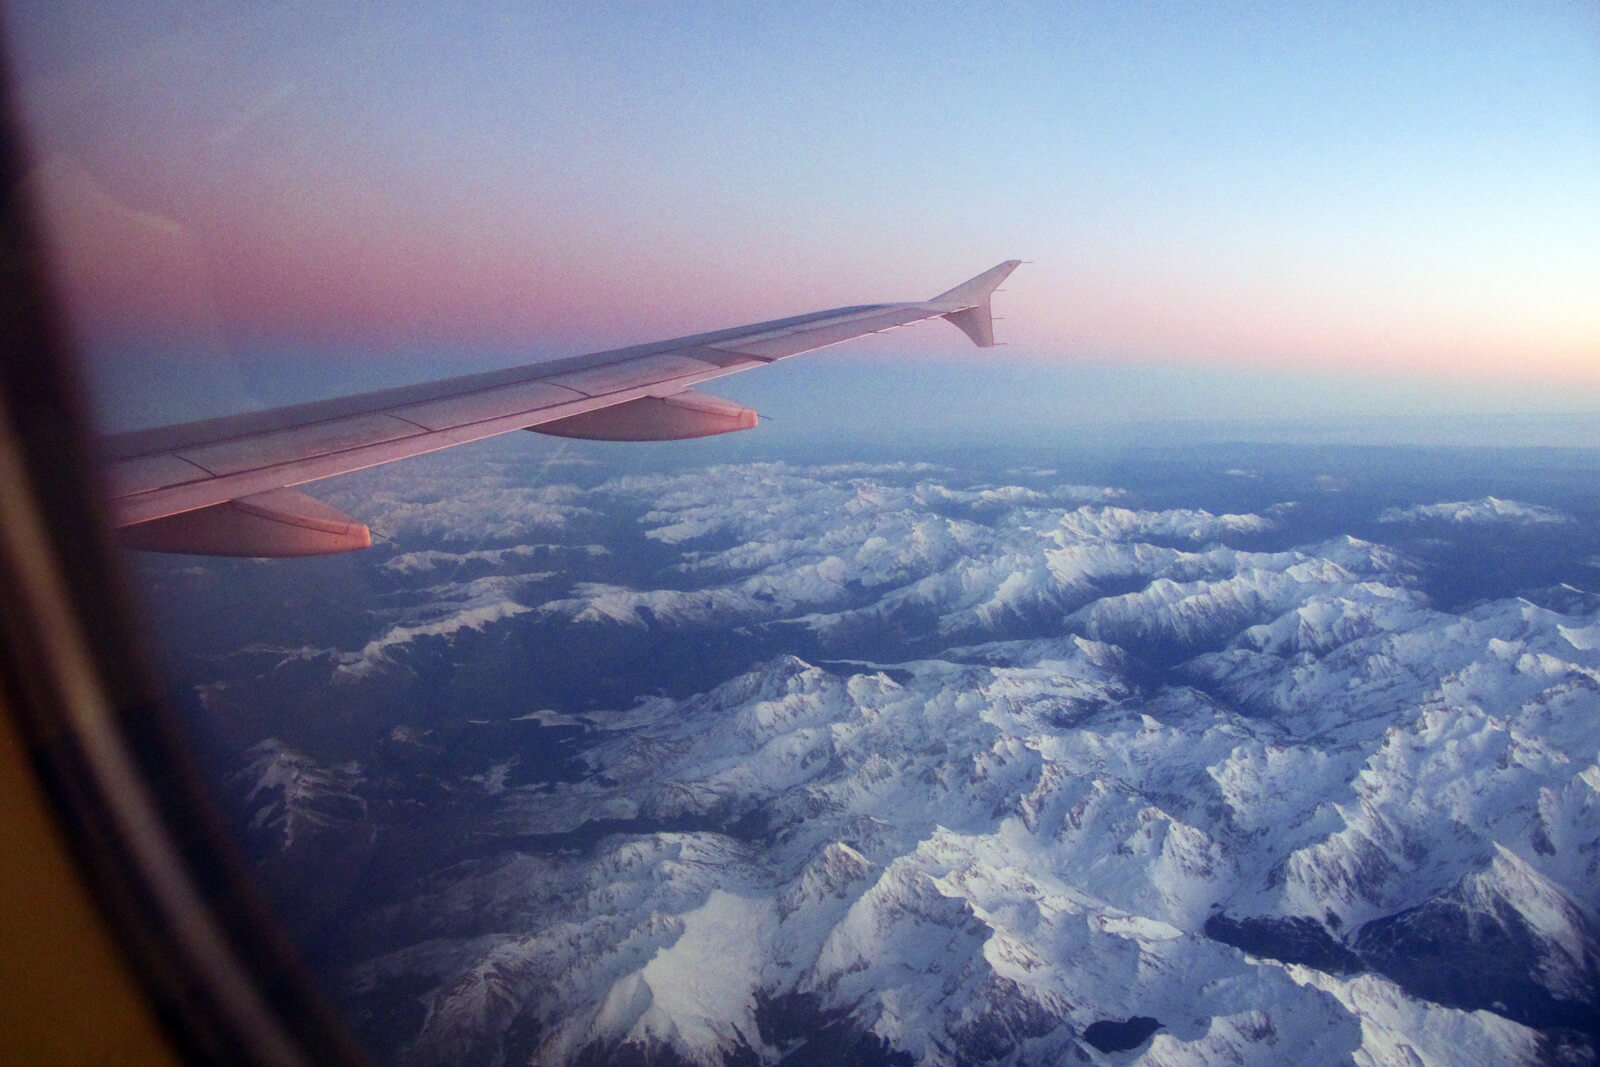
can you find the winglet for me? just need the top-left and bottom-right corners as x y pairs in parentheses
(931, 260), (1022, 306)
(930, 260), (1021, 348)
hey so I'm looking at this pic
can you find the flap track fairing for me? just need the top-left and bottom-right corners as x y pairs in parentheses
(531, 390), (757, 441)
(115, 488), (371, 557)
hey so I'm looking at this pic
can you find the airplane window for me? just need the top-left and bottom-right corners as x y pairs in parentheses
(3, 4), (1599, 1066)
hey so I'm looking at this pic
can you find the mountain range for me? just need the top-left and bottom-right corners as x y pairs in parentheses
(135, 446), (1600, 1065)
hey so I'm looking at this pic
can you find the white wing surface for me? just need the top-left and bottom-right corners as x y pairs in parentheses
(104, 261), (1020, 555)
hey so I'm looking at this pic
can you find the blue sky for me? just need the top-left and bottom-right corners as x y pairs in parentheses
(7, 1), (1598, 442)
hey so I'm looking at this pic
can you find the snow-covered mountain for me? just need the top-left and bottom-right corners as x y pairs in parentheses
(183, 453), (1600, 1065)
(1379, 497), (1574, 527)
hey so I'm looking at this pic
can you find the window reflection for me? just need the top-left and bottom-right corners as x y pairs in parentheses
(7, 4), (1600, 1066)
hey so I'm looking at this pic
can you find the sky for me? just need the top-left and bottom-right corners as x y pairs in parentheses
(5, 1), (1598, 442)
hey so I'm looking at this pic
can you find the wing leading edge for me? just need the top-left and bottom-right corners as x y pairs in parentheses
(102, 260), (1021, 555)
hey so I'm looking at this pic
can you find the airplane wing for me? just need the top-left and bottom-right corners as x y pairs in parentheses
(103, 260), (1021, 556)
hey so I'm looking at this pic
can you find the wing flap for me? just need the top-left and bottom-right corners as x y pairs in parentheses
(105, 453), (213, 497)
(391, 380), (588, 431)
(172, 412), (427, 477)
(544, 352), (725, 397)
